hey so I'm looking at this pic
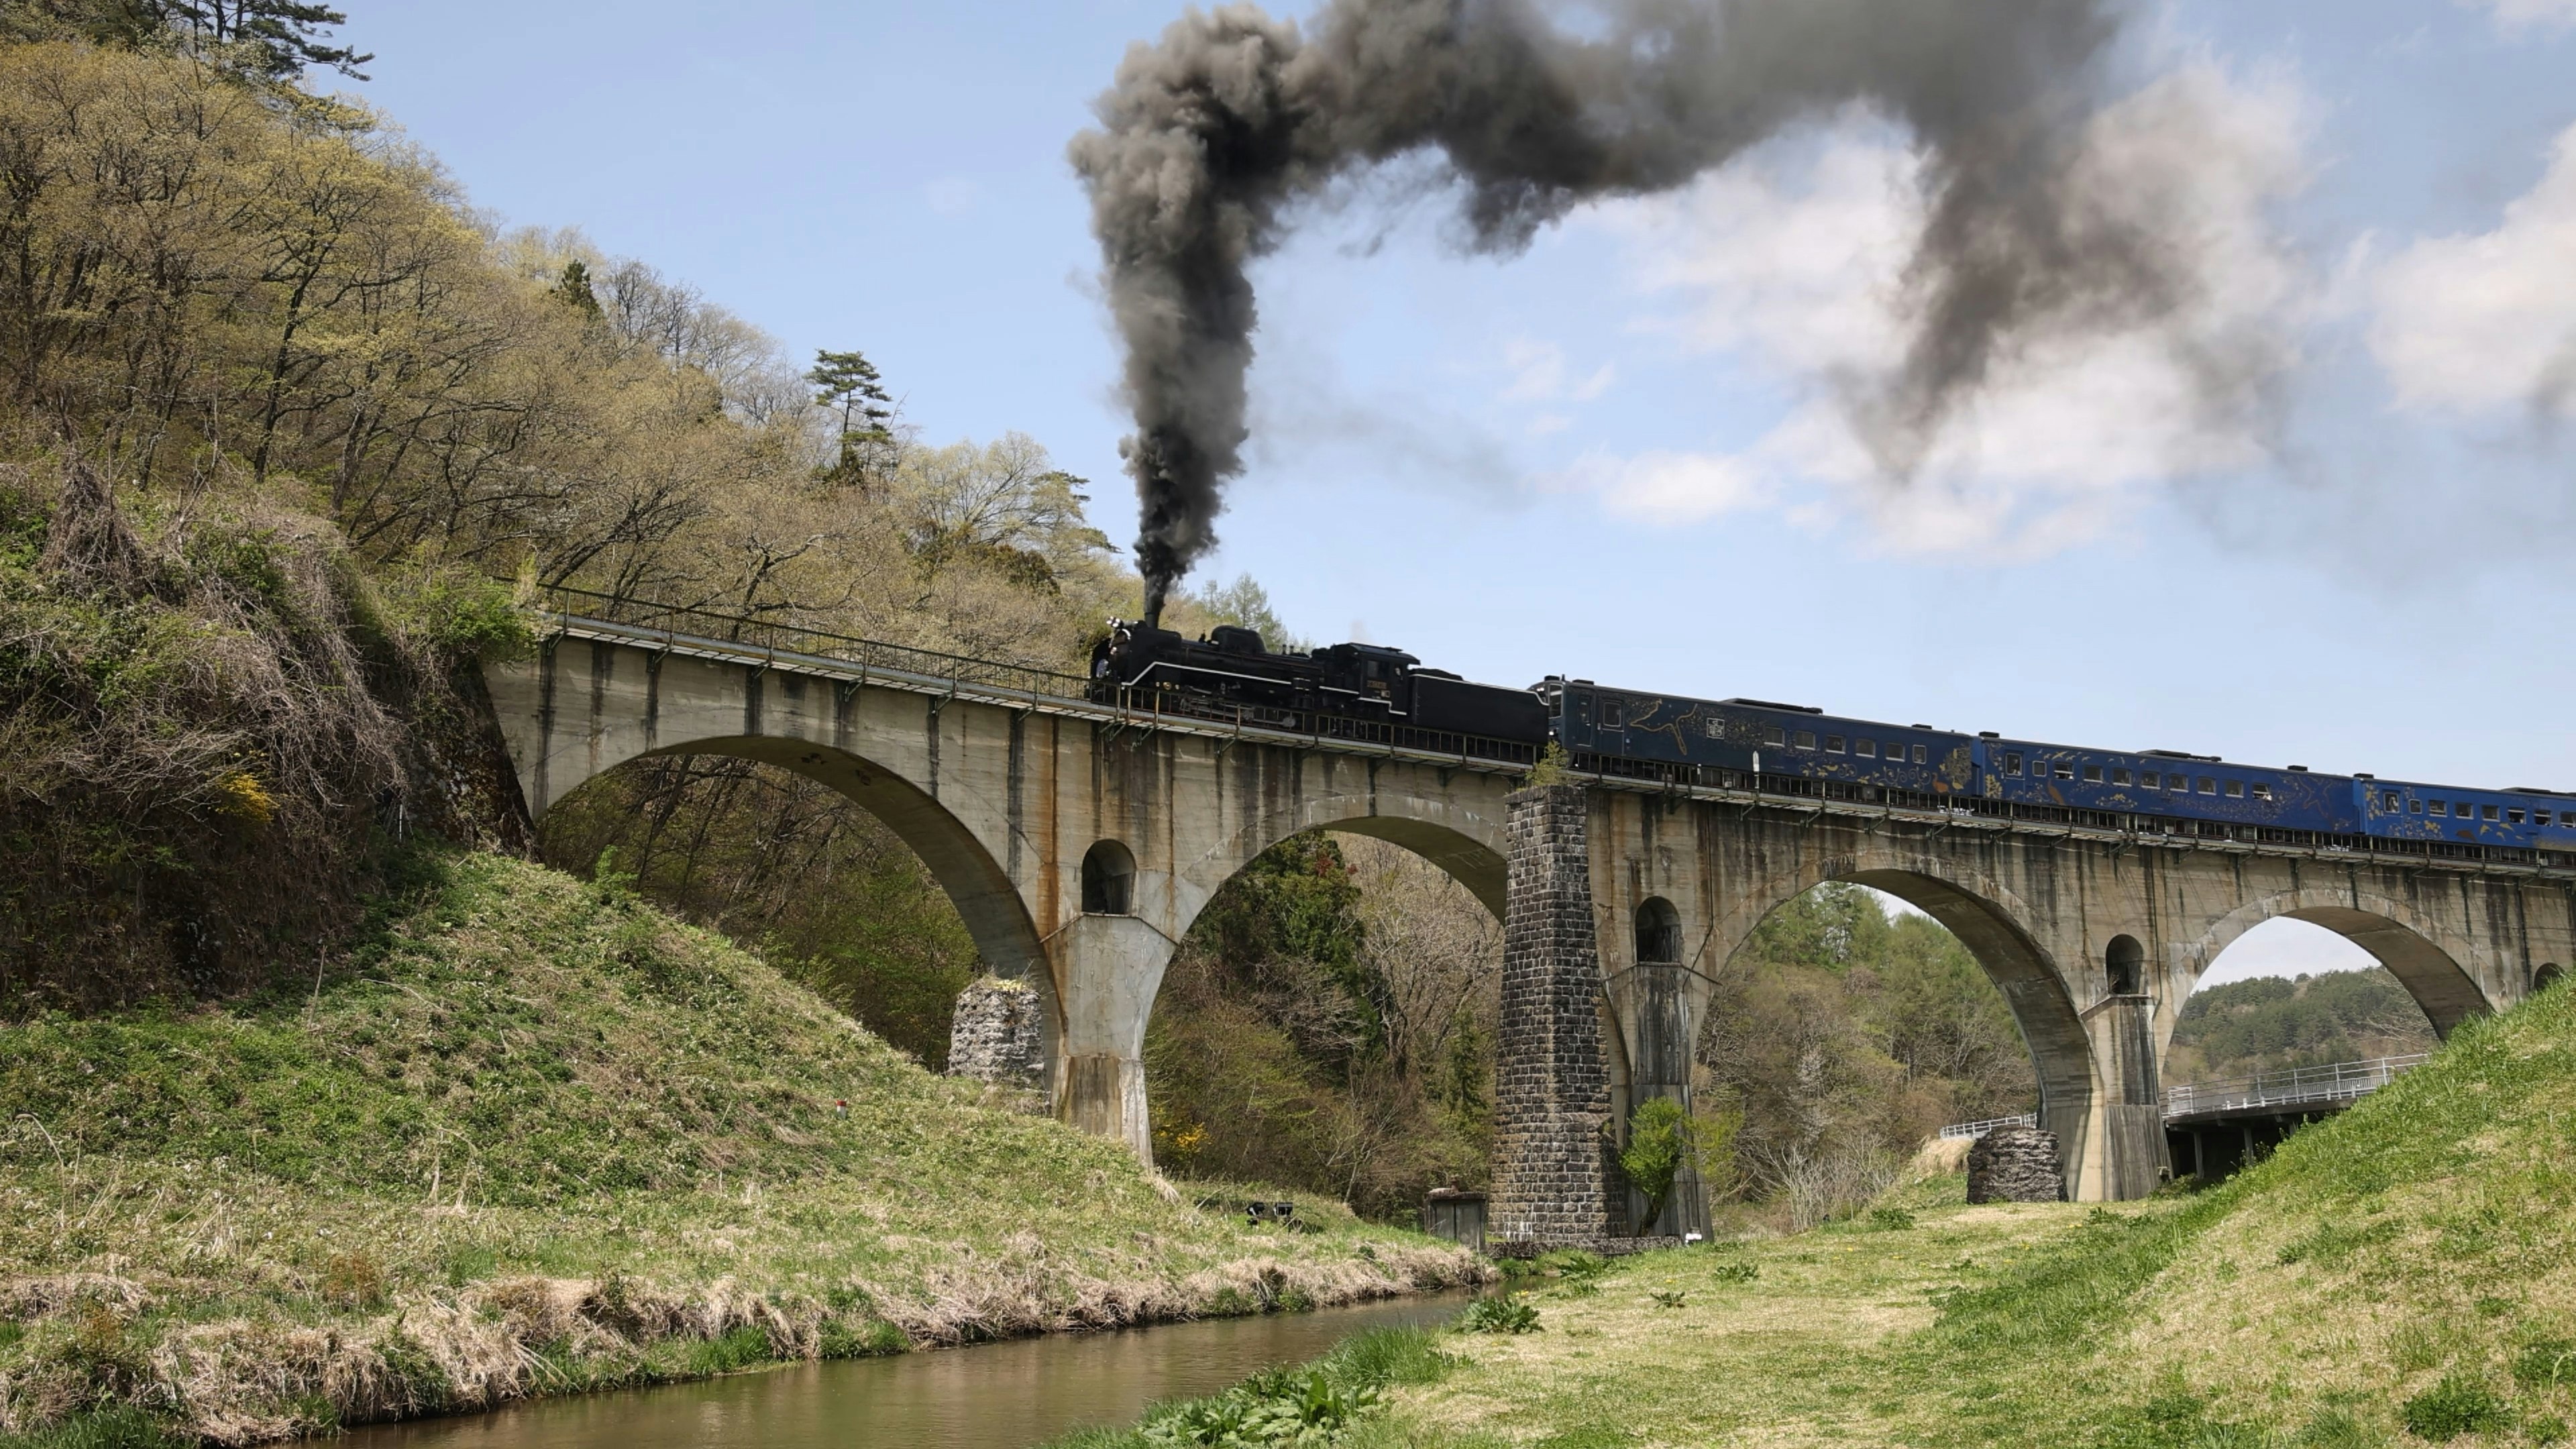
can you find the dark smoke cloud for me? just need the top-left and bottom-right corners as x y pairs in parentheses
(1073, 0), (2178, 623)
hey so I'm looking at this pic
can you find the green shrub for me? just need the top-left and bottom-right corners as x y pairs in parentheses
(684, 1325), (774, 1377)
(2401, 1376), (2508, 1442)
(1618, 1098), (1701, 1230)
(1708, 1260), (1758, 1284)
(1140, 1367), (1379, 1446)
(1866, 1208), (1917, 1232)
(0, 1405), (194, 1448)
(2516, 1338), (2576, 1389)
(2289, 1405), (2391, 1448)
(817, 1317), (908, 1358)
(1322, 1326), (1452, 1388)
(1456, 1295), (1541, 1335)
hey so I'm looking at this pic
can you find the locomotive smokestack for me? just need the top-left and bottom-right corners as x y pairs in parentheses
(1073, 0), (2229, 599)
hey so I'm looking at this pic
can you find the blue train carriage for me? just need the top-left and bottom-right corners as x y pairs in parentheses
(1542, 679), (1976, 795)
(2354, 777), (2575, 849)
(1980, 738), (2363, 834)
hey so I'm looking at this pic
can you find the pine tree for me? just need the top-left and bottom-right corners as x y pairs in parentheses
(808, 348), (896, 491)
(551, 260), (602, 320)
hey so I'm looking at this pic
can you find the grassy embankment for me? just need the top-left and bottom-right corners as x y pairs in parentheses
(1073, 975), (2575, 1448)
(0, 851), (1481, 1446)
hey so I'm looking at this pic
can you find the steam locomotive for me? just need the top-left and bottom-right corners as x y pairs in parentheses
(1089, 621), (2575, 859)
(1087, 619), (1550, 753)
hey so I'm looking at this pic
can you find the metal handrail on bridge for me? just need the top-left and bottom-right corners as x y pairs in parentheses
(2159, 1053), (2428, 1121)
(533, 585), (1543, 769)
(525, 590), (2569, 879)
(1937, 1113), (2038, 1141)
(536, 585), (1093, 698)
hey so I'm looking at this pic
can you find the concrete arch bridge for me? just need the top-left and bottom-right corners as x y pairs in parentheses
(482, 600), (2573, 1238)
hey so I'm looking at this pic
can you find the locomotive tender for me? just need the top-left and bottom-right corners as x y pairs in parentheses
(1089, 621), (2573, 863)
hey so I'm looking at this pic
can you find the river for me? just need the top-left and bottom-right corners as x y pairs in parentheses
(342, 1292), (1469, 1449)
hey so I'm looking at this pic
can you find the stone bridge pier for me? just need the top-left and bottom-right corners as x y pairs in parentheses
(485, 621), (2572, 1223)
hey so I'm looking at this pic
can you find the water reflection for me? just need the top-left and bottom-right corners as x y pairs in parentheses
(345, 1293), (1466, 1449)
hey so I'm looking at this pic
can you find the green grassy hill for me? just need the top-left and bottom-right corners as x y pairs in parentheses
(1381, 977), (2576, 1448)
(0, 851), (1479, 1446)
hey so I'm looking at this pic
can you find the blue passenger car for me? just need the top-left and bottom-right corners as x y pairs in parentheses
(1542, 676), (2569, 859)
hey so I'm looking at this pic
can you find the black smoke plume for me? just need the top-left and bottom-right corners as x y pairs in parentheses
(1073, 0), (2169, 623)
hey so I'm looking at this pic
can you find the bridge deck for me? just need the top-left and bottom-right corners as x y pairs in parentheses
(537, 594), (2573, 885)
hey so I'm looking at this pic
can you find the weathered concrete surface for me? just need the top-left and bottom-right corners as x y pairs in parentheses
(485, 625), (2573, 1207)
(1580, 790), (2571, 1201)
(483, 632), (1513, 1161)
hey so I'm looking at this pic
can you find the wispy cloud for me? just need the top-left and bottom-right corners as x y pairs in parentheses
(2461, 0), (2576, 33)
(2370, 122), (2576, 421)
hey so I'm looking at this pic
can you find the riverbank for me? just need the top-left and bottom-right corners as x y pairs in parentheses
(0, 850), (1483, 1446)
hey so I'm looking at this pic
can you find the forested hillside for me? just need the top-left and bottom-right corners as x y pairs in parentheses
(2168, 966), (2436, 1083)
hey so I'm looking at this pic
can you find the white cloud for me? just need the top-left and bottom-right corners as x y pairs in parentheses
(2369, 123), (2576, 420)
(1560, 449), (1767, 523)
(2463, 0), (2576, 32)
(1589, 63), (2312, 555)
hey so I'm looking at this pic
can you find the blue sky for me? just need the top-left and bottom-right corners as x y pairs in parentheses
(354, 1), (2575, 985)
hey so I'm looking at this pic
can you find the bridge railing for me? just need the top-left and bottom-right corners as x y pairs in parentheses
(534, 585), (1093, 699)
(537, 586), (1546, 767)
(1937, 1113), (2039, 1141)
(2160, 1053), (2430, 1121)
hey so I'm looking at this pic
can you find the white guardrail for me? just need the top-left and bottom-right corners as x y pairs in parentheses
(1935, 1053), (2430, 1139)
(2159, 1053), (2428, 1120)
(1938, 1113), (2038, 1141)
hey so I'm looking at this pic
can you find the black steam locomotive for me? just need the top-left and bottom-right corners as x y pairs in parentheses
(1087, 620), (1549, 760)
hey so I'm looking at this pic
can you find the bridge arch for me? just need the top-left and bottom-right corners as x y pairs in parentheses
(1680, 849), (2098, 1197)
(2184, 888), (2493, 1040)
(1179, 788), (1511, 928)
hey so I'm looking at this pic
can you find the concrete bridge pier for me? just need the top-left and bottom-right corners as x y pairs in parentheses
(1047, 912), (1172, 1155)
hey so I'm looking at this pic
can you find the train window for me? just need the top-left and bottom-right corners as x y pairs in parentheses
(1765, 725), (1787, 747)
(1826, 735), (1846, 754)
(1857, 740), (1877, 758)
(1886, 741), (1902, 761)
(2252, 784), (2271, 801)
(2410, 800), (2422, 813)
(2004, 753), (2023, 776)
(1793, 731), (1815, 750)
(2141, 771), (2159, 789)
(2382, 792), (2401, 810)
(2538, 810), (2553, 826)
(1701, 716), (1724, 739)
(1913, 745), (1929, 765)
(2198, 777), (2217, 794)
(2483, 804), (2500, 821)
(2508, 808), (2526, 824)
(1602, 698), (1624, 729)
(2083, 765), (2104, 784)
(2225, 781), (2245, 798)
(2430, 801), (2447, 816)
(2054, 762), (2074, 779)
(2112, 769), (2132, 786)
